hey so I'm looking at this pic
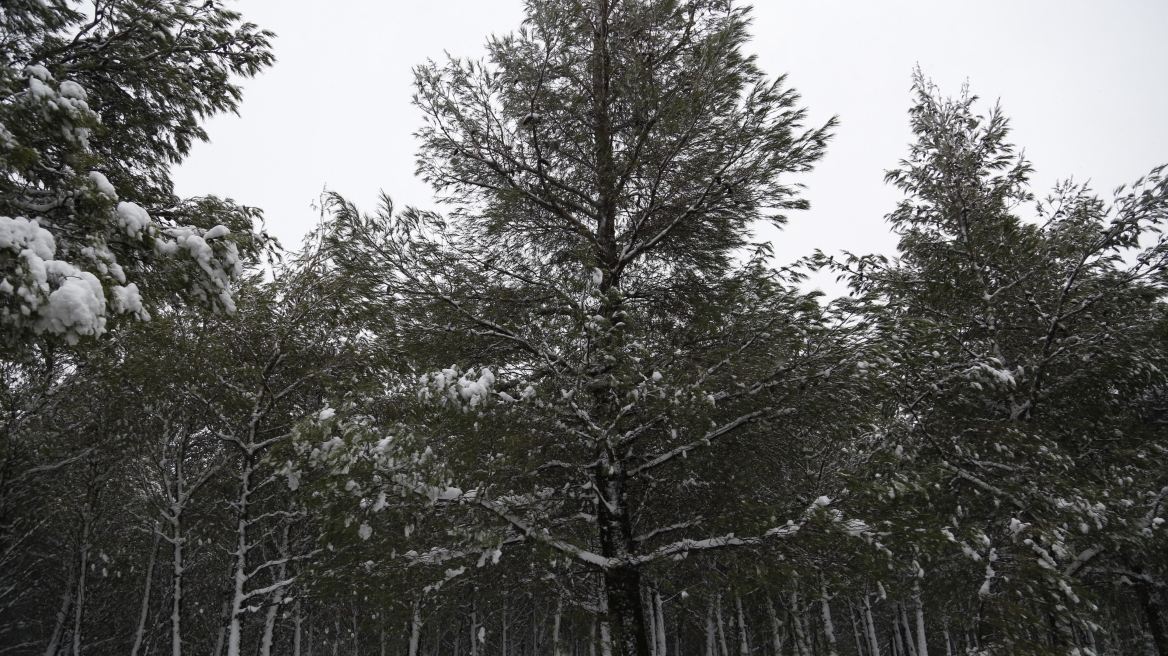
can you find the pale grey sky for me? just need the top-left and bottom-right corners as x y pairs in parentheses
(173, 0), (1168, 292)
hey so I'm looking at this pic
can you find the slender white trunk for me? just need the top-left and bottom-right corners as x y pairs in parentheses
(765, 597), (785, 656)
(259, 525), (291, 656)
(912, 584), (928, 656)
(655, 590), (668, 656)
(848, 601), (866, 656)
(733, 595), (748, 656)
(942, 629), (952, 656)
(70, 510), (93, 656)
(715, 595), (729, 656)
(648, 592), (658, 656)
(471, 608), (480, 656)
(820, 583), (839, 656)
(789, 593), (810, 656)
(891, 620), (901, 656)
(44, 553), (77, 656)
(705, 601), (717, 656)
(171, 517), (186, 656)
(898, 604), (916, 656)
(863, 595), (881, 656)
(225, 458), (255, 656)
(258, 580), (286, 656)
(408, 600), (422, 656)
(294, 600), (304, 656)
(554, 599), (564, 656)
(600, 620), (613, 656)
(213, 597), (230, 656)
(131, 531), (161, 656)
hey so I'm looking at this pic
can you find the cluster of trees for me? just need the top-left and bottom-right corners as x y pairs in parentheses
(2, 1), (1166, 656)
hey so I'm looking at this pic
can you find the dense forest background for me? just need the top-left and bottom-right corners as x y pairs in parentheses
(2, 2), (1166, 656)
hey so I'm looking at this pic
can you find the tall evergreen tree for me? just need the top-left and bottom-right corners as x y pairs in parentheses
(319, 3), (873, 656)
(835, 72), (1168, 654)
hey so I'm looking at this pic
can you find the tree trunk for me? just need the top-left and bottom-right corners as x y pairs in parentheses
(863, 595), (881, 656)
(409, 600), (422, 656)
(820, 584), (838, 656)
(226, 456), (255, 656)
(554, 598), (564, 656)
(705, 601), (717, 656)
(912, 583), (928, 656)
(1136, 581), (1168, 656)
(259, 524), (291, 656)
(294, 600), (304, 656)
(849, 601), (866, 656)
(897, 604), (916, 656)
(472, 606), (481, 656)
(43, 550), (77, 656)
(213, 597), (230, 656)
(70, 507), (93, 656)
(655, 590), (668, 656)
(733, 595), (748, 656)
(892, 615), (904, 656)
(715, 596), (730, 656)
(789, 594), (810, 656)
(601, 565), (650, 656)
(171, 516), (186, 656)
(765, 597), (786, 656)
(131, 531), (161, 656)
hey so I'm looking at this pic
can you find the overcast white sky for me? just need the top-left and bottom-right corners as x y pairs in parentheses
(173, 0), (1168, 292)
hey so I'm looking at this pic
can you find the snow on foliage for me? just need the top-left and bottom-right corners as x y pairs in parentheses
(417, 365), (506, 410)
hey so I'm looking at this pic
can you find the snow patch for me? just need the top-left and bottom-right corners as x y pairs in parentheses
(88, 171), (117, 199)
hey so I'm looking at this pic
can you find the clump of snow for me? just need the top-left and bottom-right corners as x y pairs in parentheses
(57, 80), (87, 100)
(0, 216), (115, 343)
(203, 224), (230, 240)
(0, 215), (56, 259)
(418, 366), (499, 410)
(41, 266), (107, 344)
(116, 202), (151, 239)
(319, 407), (336, 421)
(24, 65), (51, 81)
(88, 171), (117, 200)
(358, 523), (373, 541)
(111, 283), (147, 318)
(27, 76), (54, 100)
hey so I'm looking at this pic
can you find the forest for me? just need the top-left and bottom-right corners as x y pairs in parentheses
(2, 1), (1167, 656)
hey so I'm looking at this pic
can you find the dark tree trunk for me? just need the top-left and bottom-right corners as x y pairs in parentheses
(1136, 582), (1168, 656)
(604, 566), (651, 656)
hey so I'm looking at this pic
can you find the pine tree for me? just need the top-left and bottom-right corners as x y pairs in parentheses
(837, 71), (1168, 653)
(318, 3), (872, 656)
